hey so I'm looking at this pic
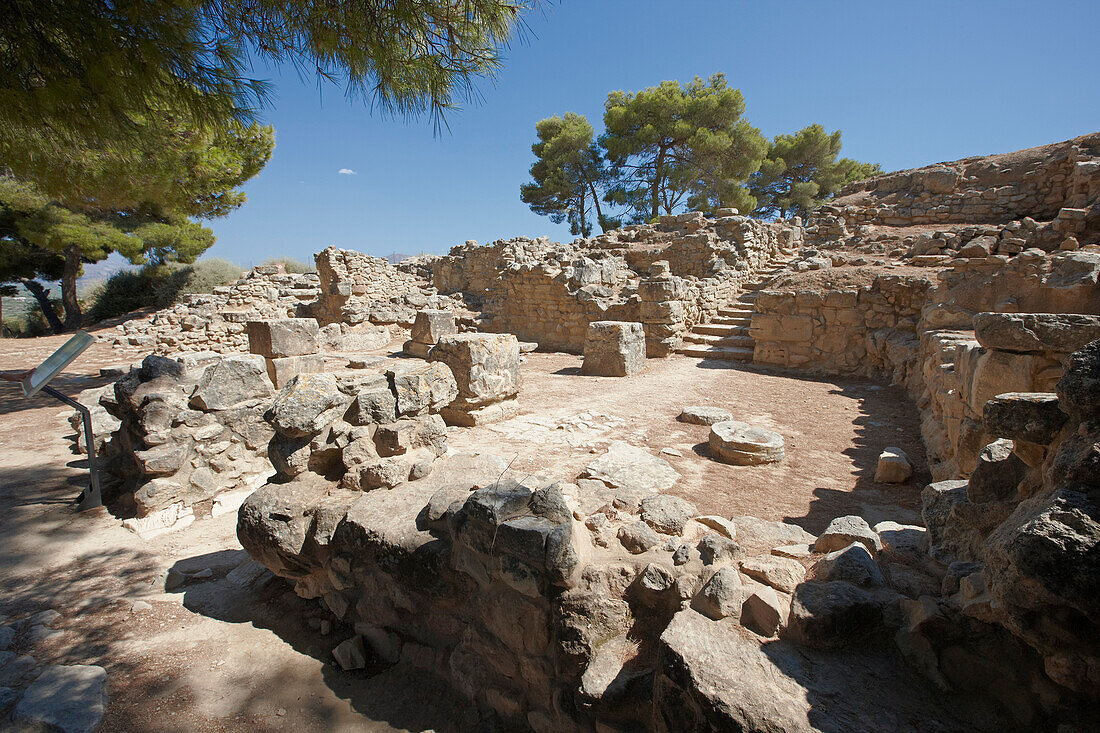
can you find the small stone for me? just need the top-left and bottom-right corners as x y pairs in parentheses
(13, 664), (108, 733)
(0, 686), (19, 710)
(741, 585), (787, 637)
(813, 515), (882, 554)
(129, 601), (152, 613)
(618, 521), (660, 554)
(771, 544), (812, 559)
(874, 447), (912, 483)
(693, 566), (743, 621)
(694, 516), (737, 539)
(0, 627), (14, 651)
(580, 441), (679, 495)
(783, 581), (883, 649)
(332, 636), (367, 671)
(812, 543), (885, 587)
(672, 543), (693, 565)
(872, 522), (926, 557)
(678, 406), (733, 425)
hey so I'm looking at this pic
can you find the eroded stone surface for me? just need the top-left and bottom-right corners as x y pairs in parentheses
(708, 421), (785, 465)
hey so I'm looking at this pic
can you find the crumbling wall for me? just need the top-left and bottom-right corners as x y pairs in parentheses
(828, 132), (1100, 234)
(107, 265), (321, 354)
(313, 247), (436, 326)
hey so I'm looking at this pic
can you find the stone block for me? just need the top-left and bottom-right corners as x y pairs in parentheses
(402, 340), (432, 358)
(265, 355), (325, 389)
(439, 399), (519, 426)
(708, 421), (785, 465)
(874, 447), (912, 483)
(982, 392), (1067, 445)
(410, 309), (457, 344)
(189, 356), (273, 411)
(247, 318), (320, 358)
(581, 321), (646, 377)
(428, 333), (521, 409)
(972, 312), (1100, 354)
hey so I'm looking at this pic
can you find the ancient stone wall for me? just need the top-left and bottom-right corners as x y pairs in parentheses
(749, 271), (933, 383)
(828, 132), (1100, 234)
(429, 214), (801, 354)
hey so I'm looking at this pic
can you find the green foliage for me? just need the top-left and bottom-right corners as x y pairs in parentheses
(261, 256), (315, 274)
(0, 0), (535, 194)
(600, 73), (767, 223)
(87, 258), (244, 322)
(520, 113), (614, 237)
(2, 306), (55, 338)
(748, 124), (881, 219)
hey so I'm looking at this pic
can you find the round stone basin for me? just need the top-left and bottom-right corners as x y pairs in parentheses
(708, 420), (785, 465)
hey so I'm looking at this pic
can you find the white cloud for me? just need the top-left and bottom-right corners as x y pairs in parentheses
(338, 168), (357, 175)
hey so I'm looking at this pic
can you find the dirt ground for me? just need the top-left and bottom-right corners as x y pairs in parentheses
(0, 326), (929, 731)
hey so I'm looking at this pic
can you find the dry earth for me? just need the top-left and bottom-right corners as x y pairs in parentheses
(0, 325), (928, 731)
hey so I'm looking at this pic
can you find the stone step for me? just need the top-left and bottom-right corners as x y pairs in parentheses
(676, 345), (755, 362)
(711, 316), (751, 326)
(695, 323), (742, 336)
(684, 333), (755, 348)
(717, 308), (753, 318)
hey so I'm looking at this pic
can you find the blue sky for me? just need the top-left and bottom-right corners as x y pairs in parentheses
(201, 0), (1100, 266)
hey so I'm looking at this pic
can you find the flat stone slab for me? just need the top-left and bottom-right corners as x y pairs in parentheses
(972, 312), (1100, 354)
(13, 665), (108, 733)
(982, 392), (1067, 445)
(579, 441), (679, 494)
(708, 421), (785, 465)
(678, 406), (733, 425)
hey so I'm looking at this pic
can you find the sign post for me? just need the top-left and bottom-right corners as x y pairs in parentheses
(19, 330), (102, 509)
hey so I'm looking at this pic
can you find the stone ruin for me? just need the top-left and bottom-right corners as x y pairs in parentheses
(69, 132), (1100, 730)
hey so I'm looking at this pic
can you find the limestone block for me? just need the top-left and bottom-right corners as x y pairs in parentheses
(679, 406), (734, 425)
(428, 333), (521, 410)
(411, 309), (457, 344)
(874, 447), (912, 483)
(982, 392), (1067, 445)
(387, 361), (459, 417)
(264, 373), (350, 438)
(749, 313), (813, 342)
(265, 354), (325, 389)
(581, 321), (646, 377)
(246, 318), (320, 358)
(439, 399), (519, 427)
(402, 340), (433, 358)
(967, 350), (1040, 415)
(973, 312), (1100, 354)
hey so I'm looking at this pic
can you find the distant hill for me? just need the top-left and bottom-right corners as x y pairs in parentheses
(384, 253), (415, 264)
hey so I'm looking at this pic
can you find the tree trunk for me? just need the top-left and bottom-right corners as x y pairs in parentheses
(589, 182), (608, 232)
(61, 245), (82, 331)
(651, 147), (666, 221)
(21, 279), (65, 334)
(578, 185), (587, 237)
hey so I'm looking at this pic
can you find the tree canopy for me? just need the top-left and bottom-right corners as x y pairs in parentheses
(0, 0), (535, 201)
(520, 113), (615, 238)
(748, 124), (882, 219)
(600, 73), (767, 223)
(0, 119), (274, 330)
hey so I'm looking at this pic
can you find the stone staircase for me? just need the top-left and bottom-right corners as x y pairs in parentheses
(675, 259), (791, 362)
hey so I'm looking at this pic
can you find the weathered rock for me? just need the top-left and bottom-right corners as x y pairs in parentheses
(428, 333), (521, 410)
(618, 521), (660, 554)
(740, 555), (806, 593)
(580, 321), (646, 377)
(349, 388), (398, 425)
(783, 581), (883, 649)
(697, 533), (744, 565)
(246, 318), (320, 358)
(410, 309), (457, 344)
(813, 515), (882, 554)
(12, 664), (108, 733)
(733, 516), (816, 550)
(579, 441), (679, 495)
(189, 357), (273, 411)
(332, 636), (367, 671)
(387, 361), (458, 417)
(640, 495), (697, 535)
(983, 392), (1067, 445)
(812, 543), (885, 587)
(708, 421), (785, 465)
(677, 406), (733, 425)
(692, 566), (742, 620)
(265, 373), (350, 438)
(741, 585), (787, 637)
(1056, 339), (1100, 420)
(874, 446), (912, 483)
(967, 439), (1028, 504)
(265, 354), (325, 388)
(972, 312), (1100, 354)
(872, 521), (926, 557)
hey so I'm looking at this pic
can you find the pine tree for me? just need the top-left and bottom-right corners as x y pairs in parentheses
(748, 124), (881, 219)
(520, 113), (616, 237)
(600, 73), (767, 223)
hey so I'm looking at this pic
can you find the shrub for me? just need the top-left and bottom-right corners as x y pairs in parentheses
(261, 256), (314, 274)
(87, 257), (244, 322)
